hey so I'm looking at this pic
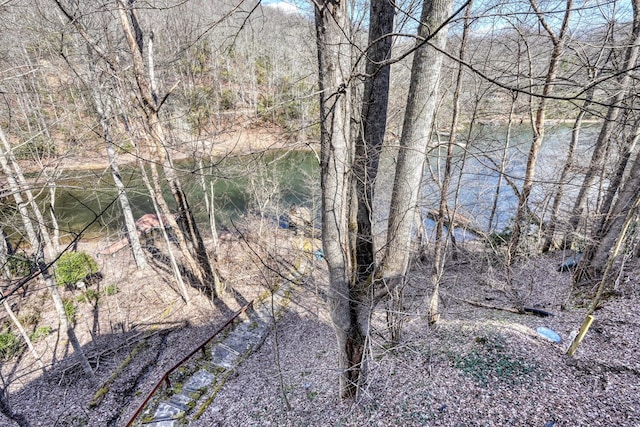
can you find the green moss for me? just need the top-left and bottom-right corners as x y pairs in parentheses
(89, 387), (109, 408)
(76, 289), (99, 304)
(192, 371), (235, 421)
(141, 414), (155, 423)
(103, 284), (120, 296)
(62, 298), (77, 323)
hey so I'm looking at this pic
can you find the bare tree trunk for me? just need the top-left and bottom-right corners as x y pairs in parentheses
(105, 130), (148, 269)
(429, 0), (472, 325)
(198, 159), (219, 253)
(568, 0), (640, 236)
(0, 229), (12, 279)
(352, 0), (394, 288)
(508, 0), (573, 260)
(137, 162), (191, 304)
(543, 21), (612, 252)
(542, 86), (596, 252)
(382, 0), (453, 326)
(54, 0), (148, 269)
(0, 127), (94, 381)
(575, 146), (640, 282)
(0, 233), (45, 372)
(597, 119), (640, 233)
(488, 84), (518, 232)
(90, 79), (148, 270)
(116, 0), (223, 296)
(2, 295), (45, 372)
(581, 196), (640, 315)
(352, 0), (395, 346)
(316, 0), (368, 399)
(46, 178), (60, 254)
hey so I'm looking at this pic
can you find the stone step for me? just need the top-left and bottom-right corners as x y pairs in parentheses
(182, 369), (215, 393)
(144, 420), (176, 427)
(132, 262), (306, 426)
(148, 401), (183, 424)
(167, 393), (193, 411)
(210, 343), (240, 370)
(234, 318), (270, 339)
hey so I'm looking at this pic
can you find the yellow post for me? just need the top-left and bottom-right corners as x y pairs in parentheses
(566, 315), (594, 356)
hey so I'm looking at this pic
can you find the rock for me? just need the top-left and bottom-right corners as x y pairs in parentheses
(558, 253), (583, 272)
(536, 326), (562, 343)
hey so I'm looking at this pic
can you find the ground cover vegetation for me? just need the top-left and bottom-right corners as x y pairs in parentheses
(0, 0), (639, 425)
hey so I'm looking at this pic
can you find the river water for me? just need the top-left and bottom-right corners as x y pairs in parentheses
(47, 150), (319, 239)
(17, 122), (599, 241)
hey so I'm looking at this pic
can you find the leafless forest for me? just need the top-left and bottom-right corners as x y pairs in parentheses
(0, 0), (639, 425)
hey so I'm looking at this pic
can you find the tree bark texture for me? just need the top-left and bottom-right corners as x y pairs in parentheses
(316, 0), (370, 399)
(382, 0), (453, 290)
(353, 0), (395, 286)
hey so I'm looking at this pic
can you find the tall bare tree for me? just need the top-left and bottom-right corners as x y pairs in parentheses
(429, 0), (473, 325)
(352, 0), (395, 293)
(85, 50), (148, 270)
(568, 0), (640, 239)
(0, 126), (94, 381)
(315, 0), (456, 397)
(382, 0), (454, 329)
(508, 0), (573, 260)
(315, 0), (358, 399)
(115, 0), (223, 296)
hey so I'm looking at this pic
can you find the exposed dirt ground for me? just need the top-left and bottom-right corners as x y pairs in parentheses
(1, 226), (639, 426)
(17, 121), (311, 175)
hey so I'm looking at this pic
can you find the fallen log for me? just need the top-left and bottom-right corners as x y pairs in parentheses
(424, 209), (486, 239)
(442, 291), (555, 317)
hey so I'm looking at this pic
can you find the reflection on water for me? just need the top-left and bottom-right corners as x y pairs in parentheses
(3, 123), (600, 242)
(47, 150), (320, 239)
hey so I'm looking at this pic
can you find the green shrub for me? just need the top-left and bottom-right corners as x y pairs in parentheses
(29, 326), (53, 342)
(0, 329), (24, 361)
(218, 89), (236, 111)
(63, 298), (77, 323)
(6, 254), (34, 277)
(55, 251), (99, 287)
(103, 285), (120, 296)
(76, 288), (99, 304)
(487, 227), (512, 247)
(18, 312), (40, 328)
